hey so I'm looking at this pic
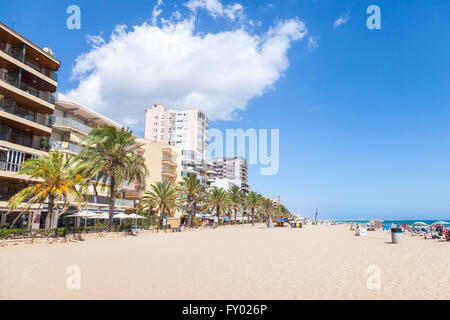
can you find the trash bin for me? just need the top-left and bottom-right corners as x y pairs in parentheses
(391, 227), (403, 244)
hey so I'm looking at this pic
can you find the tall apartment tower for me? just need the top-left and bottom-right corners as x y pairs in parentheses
(144, 104), (210, 184)
(211, 157), (249, 193)
(0, 22), (60, 227)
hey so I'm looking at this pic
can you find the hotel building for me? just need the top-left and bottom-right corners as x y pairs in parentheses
(133, 138), (181, 190)
(127, 138), (182, 217)
(0, 22), (60, 228)
(144, 104), (212, 185)
(50, 93), (136, 220)
(210, 157), (249, 192)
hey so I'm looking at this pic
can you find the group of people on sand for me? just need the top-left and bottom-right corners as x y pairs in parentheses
(347, 222), (450, 241)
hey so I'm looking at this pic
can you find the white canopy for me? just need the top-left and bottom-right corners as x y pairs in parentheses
(113, 213), (131, 219)
(128, 214), (146, 219)
(88, 212), (110, 219)
(66, 210), (96, 218)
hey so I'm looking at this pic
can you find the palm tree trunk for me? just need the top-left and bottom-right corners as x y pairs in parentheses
(46, 195), (55, 229)
(187, 197), (194, 228)
(160, 204), (165, 228)
(191, 201), (196, 228)
(234, 208), (237, 224)
(216, 205), (220, 228)
(251, 208), (255, 226)
(108, 176), (116, 228)
(187, 208), (192, 228)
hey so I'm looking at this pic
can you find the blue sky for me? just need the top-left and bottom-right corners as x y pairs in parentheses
(2, 0), (450, 219)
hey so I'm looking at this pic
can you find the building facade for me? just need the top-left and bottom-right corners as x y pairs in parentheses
(0, 22), (60, 228)
(51, 93), (136, 222)
(144, 104), (211, 185)
(130, 138), (182, 194)
(210, 157), (249, 192)
(127, 138), (183, 217)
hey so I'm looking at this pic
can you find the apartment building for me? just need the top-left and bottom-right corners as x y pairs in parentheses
(0, 22), (60, 227)
(210, 157), (249, 192)
(144, 104), (211, 185)
(127, 139), (182, 217)
(50, 93), (136, 221)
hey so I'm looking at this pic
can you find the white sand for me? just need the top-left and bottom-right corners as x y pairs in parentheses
(0, 224), (449, 299)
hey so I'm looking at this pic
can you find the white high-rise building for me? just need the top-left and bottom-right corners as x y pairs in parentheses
(210, 157), (249, 192)
(144, 104), (212, 184)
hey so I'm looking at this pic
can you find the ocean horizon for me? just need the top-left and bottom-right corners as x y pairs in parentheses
(329, 219), (449, 226)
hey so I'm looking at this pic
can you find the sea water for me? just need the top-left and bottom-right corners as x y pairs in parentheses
(333, 219), (447, 226)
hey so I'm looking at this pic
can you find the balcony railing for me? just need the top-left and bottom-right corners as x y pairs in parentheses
(52, 116), (92, 134)
(0, 100), (52, 127)
(2, 75), (55, 104)
(50, 140), (84, 154)
(0, 41), (58, 81)
(19, 82), (55, 103)
(0, 127), (44, 150)
(0, 41), (25, 63)
(87, 195), (134, 207)
(24, 57), (58, 81)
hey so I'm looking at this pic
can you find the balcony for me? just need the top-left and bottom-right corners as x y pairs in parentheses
(0, 41), (25, 63)
(87, 195), (134, 208)
(162, 154), (177, 167)
(125, 189), (141, 200)
(0, 147), (39, 173)
(0, 124), (46, 150)
(49, 140), (84, 154)
(162, 166), (178, 179)
(52, 116), (93, 134)
(1, 75), (54, 104)
(0, 179), (29, 202)
(0, 41), (58, 82)
(24, 57), (58, 81)
(0, 98), (52, 127)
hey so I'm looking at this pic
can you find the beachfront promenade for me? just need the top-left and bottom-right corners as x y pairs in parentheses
(1, 224), (449, 300)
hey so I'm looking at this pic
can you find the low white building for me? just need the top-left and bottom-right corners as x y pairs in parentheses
(210, 178), (242, 191)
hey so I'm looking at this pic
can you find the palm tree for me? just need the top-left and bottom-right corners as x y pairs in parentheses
(8, 151), (88, 228)
(261, 197), (274, 227)
(140, 181), (181, 227)
(228, 185), (243, 224)
(179, 176), (204, 228)
(76, 126), (147, 227)
(203, 187), (228, 227)
(245, 192), (261, 226)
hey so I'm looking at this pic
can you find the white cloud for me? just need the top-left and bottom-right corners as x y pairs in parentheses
(306, 36), (319, 50)
(333, 15), (349, 28)
(152, 0), (164, 25)
(184, 0), (244, 21)
(66, 1), (307, 131)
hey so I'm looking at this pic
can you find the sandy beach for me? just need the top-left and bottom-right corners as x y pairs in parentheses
(0, 224), (449, 300)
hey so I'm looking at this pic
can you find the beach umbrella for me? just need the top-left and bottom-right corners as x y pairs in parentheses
(65, 210), (94, 218)
(127, 213), (146, 229)
(65, 210), (98, 227)
(128, 214), (146, 219)
(113, 213), (131, 219)
(431, 221), (449, 226)
(413, 222), (428, 227)
(88, 212), (110, 219)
